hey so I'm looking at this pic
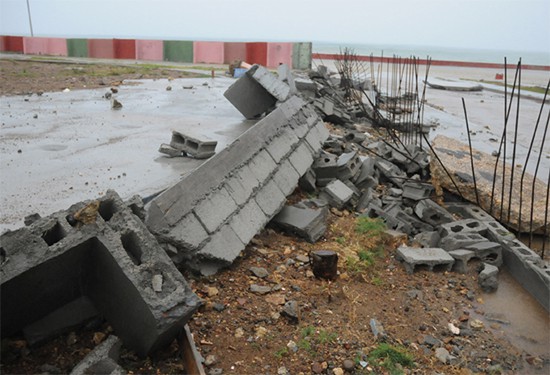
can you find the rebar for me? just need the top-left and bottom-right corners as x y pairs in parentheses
(462, 98), (480, 206)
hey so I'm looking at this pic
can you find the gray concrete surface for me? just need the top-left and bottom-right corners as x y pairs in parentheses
(1, 75), (252, 232)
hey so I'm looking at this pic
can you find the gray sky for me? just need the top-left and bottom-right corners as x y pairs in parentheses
(1, 0), (549, 53)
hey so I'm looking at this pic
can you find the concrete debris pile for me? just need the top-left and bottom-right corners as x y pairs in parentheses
(0, 190), (201, 357)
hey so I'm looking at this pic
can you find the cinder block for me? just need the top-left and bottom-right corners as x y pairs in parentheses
(255, 178), (286, 217)
(414, 199), (455, 226)
(402, 181), (434, 201)
(439, 219), (488, 238)
(305, 121), (328, 151)
(272, 204), (328, 243)
(413, 231), (441, 248)
(375, 159), (407, 187)
(396, 246), (455, 274)
(439, 232), (488, 251)
(194, 187), (238, 233)
(448, 249), (476, 273)
(223, 70), (278, 119)
(229, 200), (268, 244)
(319, 180), (354, 209)
(337, 151), (362, 181)
(70, 335), (123, 375)
(196, 225), (244, 269)
(265, 127), (299, 163)
(298, 168), (317, 193)
(1, 191), (201, 357)
(249, 149), (277, 184)
(170, 130), (217, 159)
(158, 143), (182, 158)
(478, 263), (499, 292)
(162, 212), (209, 251)
(289, 142), (315, 176)
(277, 64), (297, 94)
(224, 164), (261, 206)
(313, 151), (339, 180)
(352, 157), (378, 190)
(273, 159), (300, 196)
(484, 220), (516, 243)
(464, 241), (503, 266)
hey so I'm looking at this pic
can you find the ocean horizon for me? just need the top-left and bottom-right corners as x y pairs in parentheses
(313, 42), (550, 66)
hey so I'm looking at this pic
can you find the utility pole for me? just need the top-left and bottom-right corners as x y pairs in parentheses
(26, 0), (34, 36)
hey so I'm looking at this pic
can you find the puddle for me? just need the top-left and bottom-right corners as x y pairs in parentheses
(477, 269), (549, 362)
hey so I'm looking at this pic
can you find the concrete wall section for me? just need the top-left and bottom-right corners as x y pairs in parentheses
(223, 42), (247, 63)
(246, 42), (267, 66)
(23, 37), (68, 56)
(193, 41), (224, 64)
(267, 43), (292, 68)
(292, 42), (312, 70)
(0, 190), (201, 356)
(163, 40), (193, 63)
(88, 39), (115, 59)
(146, 96), (328, 275)
(66, 39), (88, 57)
(114, 39), (136, 59)
(136, 39), (163, 61)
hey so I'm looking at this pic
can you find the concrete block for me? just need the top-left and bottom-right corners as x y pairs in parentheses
(464, 241), (503, 266)
(414, 199), (455, 226)
(448, 249), (476, 273)
(265, 128), (299, 163)
(249, 64), (290, 101)
(444, 202), (494, 222)
(396, 246), (455, 274)
(289, 142), (315, 176)
(352, 157), (378, 190)
(319, 180), (354, 209)
(402, 181), (434, 201)
(23, 296), (98, 346)
(229, 200), (268, 244)
(439, 219), (488, 238)
(484, 220), (516, 243)
(249, 149), (278, 184)
(158, 143), (182, 157)
(439, 232), (488, 251)
(194, 187), (238, 233)
(223, 70), (278, 119)
(343, 180), (361, 206)
(272, 204), (328, 242)
(501, 239), (541, 263)
(337, 151), (362, 181)
(375, 159), (407, 187)
(295, 77), (317, 93)
(161, 212), (209, 252)
(224, 164), (261, 206)
(305, 121), (329, 151)
(277, 64), (297, 94)
(298, 168), (317, 193)
(356, 188), (376, 213)
(478, 263), (499, 292)
(413, 231), (441, 248)
(170, 130), (217, 159)
(70, 335), (123, 375)
(255, 178), (286, 217)
(312, 151), (339, 180)
(1, 190), (201, 357)
(196, 225), (244, 271)
(273, 159), (301, 196)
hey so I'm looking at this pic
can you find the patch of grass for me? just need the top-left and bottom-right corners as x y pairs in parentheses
(469, 79), (548, 95)
(317, 329), (337, 344)
(274, 346), (288, 358)
(355, 217), (386, 238)
(300, 326), (315, 338)
(368, 343), (414, 375)
(335, 236), (347, 245)
(371, 276), (384, 286)
(297, 339), (312, 351)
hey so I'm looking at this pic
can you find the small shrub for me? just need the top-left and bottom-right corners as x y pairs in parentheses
(318, 329), (337, 344)
(356, 217), (386, 238)
(368, 343), (414, 375)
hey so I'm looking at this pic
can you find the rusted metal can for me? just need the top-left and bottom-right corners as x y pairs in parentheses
(309, 250), (338, 280)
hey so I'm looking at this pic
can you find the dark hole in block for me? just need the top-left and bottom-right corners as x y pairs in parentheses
(483, 253), (498, 262)
(187, 140), (199, 151)
(129, 204), (145, 221)
(121, 232), (143, 266)
(451, 225), (463, 233)
(350, 163), (356, 170)
(0, 247), (5, 263)
(472, 208), (480, 212)
(466, 221), (480, 228)
(99, 200), (117, 222)
(324, 158), (331, 163)
(432, 264), (450, 272)
(41, 222), (66, 246)
(172, 133), (185, 145)
(428, 214), (442, 222)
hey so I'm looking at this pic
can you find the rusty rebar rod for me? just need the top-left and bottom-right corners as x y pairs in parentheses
(462, 98), (480, 206)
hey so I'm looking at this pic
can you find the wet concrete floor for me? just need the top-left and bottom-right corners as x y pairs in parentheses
(0, 76), (253, 231)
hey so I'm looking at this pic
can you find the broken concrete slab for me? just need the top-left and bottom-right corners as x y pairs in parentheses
(464, 241), (503, 267)
(414, 199), (455, 226)
(277, 64), (297, 95)
(170, 130), (217, 159)
(158, 143), (182, 158)
(375, 158), (407, 187)
(438, 232), (488, 251)
(448, 249), (476, 273)
(402, 181), (434, 201)
(478, 263), (499, 292)
(146, 96), (328, 275)
(271, 204), (328, 243)
(396, 246), (455, 274)
(1, 190), (201, 357)
(319, 179), (354, 209)
(70, 335), (124, 375)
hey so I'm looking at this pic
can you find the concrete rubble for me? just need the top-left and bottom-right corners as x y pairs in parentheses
(1, 60), (549, 372)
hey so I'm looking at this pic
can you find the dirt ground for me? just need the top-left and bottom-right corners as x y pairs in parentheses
(1, 59), (548, 375)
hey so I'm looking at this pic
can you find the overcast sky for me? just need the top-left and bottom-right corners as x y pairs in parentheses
(1, 0), (549, 53)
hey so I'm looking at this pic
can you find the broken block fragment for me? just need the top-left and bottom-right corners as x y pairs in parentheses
(170, 130), (217, 159)
(396, 246), (455, 274)
(271, 203), (328, 243)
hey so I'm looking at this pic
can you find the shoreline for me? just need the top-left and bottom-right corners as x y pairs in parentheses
(312, 53), (550, 72)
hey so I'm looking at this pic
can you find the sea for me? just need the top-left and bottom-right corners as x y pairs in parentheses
(312, 42), (550, 66)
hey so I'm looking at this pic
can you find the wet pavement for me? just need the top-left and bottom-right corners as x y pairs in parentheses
(0, 76), (253, 231)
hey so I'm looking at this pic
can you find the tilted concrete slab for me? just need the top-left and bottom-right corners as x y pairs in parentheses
(145, 96), (328, 275)
(0, 190), (201, 357)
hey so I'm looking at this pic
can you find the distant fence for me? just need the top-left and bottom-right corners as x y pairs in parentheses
(0, 36), (312, 69)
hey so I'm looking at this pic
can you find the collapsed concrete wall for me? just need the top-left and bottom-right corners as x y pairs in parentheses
(145, 96), (329, 275)
(0, 190), (201, 357)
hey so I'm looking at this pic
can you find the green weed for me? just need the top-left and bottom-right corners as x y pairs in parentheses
(274, 346), (288, 358)
(368, 343), (414, 375)
(355, 217), (386, 238)
(335, 236), (347, 245)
